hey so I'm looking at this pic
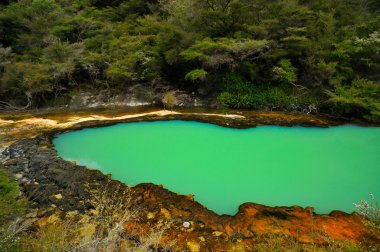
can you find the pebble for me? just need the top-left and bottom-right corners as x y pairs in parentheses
(183, 221), (191, 228)
(14, 173), (23, 179)
(54, 194), (63, 200)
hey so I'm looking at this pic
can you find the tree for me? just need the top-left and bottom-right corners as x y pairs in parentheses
(180, 37), (268, 77)
(272, 59), (298, 86)
(327, 79), (380, 121)
(1, 62), (52, 108)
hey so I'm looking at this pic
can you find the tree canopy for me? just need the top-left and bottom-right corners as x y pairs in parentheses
(0, 0), (379, 120)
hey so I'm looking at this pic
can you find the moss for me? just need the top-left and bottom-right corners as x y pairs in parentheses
(0, 168), (27, 224)
(0, 168), (28, 251)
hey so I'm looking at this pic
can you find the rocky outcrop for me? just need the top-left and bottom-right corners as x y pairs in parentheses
(69, 85), (155, 109)
(69, 84), (215, 109)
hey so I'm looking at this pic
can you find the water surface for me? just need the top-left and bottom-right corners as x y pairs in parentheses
(53, 121), (380, 215)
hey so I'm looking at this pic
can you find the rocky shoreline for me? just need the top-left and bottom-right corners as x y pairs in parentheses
(1, 109), (379, 251)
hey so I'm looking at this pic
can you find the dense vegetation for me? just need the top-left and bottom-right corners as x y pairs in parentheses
(0, 168), (27, 251)
(0, 168), (26, 224)
(0, 0), (379, 121)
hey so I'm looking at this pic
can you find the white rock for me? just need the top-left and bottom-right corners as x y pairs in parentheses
(14, 173), (23, 179)
(183, 221), (191, 228)
(54, 194), (63, 200)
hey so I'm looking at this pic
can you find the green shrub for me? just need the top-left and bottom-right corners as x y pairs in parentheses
(218, 91), (254, 108)
(272, 59), (298, 86)
(327, 79), (380, 122)
(217, 74), (316, 111)
(0, 168), (27, 224)
(0, 168), (27, 251)
(185, 69), (207, 81)
(217, 74), (257, 108)
(354, 194), (380, 230)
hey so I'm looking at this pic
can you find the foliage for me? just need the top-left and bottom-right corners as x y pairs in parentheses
(0, 0), (379, 120)
(18, 224), (73, 252)
(217, 74), (317, 112)
(354, 194), (380, 230)
(217, 74), (256, 108)
(162, 91), (177, 109)
(327, 79), (380, 121)
(185, 69), (207, 81)
(272, 59), (298, 86)
(2, 183), (175, 251)
(0, 168), (27, 252)
(0, 168), (27, 224)
(180, 38), (268, 73)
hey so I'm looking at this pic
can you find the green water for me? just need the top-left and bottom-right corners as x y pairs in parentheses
(53, 121), (380, 215)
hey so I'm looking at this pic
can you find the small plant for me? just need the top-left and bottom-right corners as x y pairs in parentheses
(9, 183), (174, 251)
(185, 69), (207, 82)
(217, 73), (318, 111)
(0, 168), (27, 223)
(354, 193), (380, 230)
(0, 168), (28, 252)
(19, 223), (74, 252)
(0, 219), (26, 252)
(272, 58), (298, 86)
(162, 91), (177, 109)
(327, 79), (380, 122)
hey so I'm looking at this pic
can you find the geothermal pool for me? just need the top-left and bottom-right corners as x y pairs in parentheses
(53, 121), (380, 215)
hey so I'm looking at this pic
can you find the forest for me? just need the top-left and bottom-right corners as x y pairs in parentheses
(0, 0), (379, 121)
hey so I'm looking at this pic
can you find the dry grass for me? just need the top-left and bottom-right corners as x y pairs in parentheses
(253, 232), (367, 252)
(354, 194), (380, 230)
(3, 182), (175, 252)
(162, 92), (177, 109)
(2, 182), (378, 251)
